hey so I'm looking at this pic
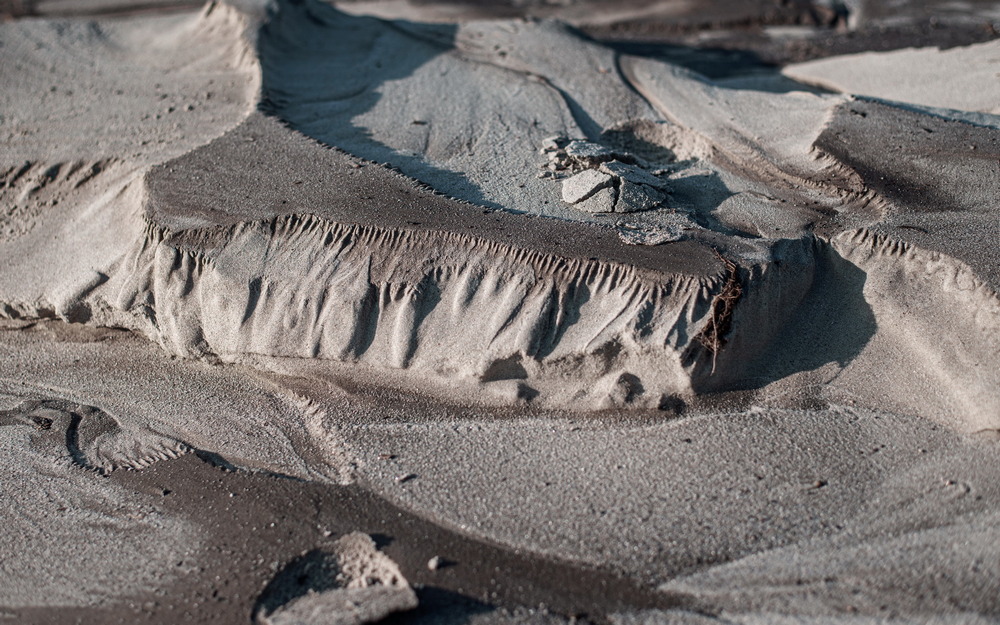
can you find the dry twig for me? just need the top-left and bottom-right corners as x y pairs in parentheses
(695, 249), (742, 373)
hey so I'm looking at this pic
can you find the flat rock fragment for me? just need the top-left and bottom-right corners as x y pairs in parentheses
(616, 180), (666, 213)
(617, 222), (686, 245)
(562, 168), (614, 204)
(575, 185), (618, 213)
(564, 140), (615, 162)
(600, 160), (666, 188)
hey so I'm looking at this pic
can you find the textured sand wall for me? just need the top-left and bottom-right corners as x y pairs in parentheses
(1, 0), (999, 429)
(4, 181), (998, 426)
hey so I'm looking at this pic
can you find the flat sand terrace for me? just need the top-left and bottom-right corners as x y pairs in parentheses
(146, 113), (724, 279)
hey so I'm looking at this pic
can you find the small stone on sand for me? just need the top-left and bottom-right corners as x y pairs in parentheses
(541, 136), (563, 151)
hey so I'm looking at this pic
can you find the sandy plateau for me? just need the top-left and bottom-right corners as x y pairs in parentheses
(1, 0), (999, 623)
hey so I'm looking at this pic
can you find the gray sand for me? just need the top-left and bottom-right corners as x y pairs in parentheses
(1, 1), (999, 623)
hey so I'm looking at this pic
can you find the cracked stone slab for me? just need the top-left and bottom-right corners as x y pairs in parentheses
(617, 222), (687, 245)
(564, 140), (615, 162)
(600, 160), (667, 188)
(562, 169), (614, 204)
(574, 185), (617, 213)
(616, 180), (666, 213)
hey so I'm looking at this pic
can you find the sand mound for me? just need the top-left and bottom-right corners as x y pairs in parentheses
(4, 108), (999, 428)
(256, 532), (417, 625)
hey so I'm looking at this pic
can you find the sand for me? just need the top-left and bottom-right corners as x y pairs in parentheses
(1, 0), (999, 623)
(784, 40), (1000, 118)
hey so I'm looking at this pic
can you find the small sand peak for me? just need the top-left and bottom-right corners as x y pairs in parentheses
(256, 532), (417, 625)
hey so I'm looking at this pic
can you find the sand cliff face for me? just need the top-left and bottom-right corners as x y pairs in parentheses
(116, 213), (720, 405)
(2, 113), (998, 428)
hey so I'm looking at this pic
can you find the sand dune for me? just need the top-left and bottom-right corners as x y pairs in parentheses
(1, 0), (999, 623)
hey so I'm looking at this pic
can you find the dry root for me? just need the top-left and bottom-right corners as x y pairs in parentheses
(696, 249), (742, 373)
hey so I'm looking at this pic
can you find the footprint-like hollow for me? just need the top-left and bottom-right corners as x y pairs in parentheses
(0, 398), (191, 473)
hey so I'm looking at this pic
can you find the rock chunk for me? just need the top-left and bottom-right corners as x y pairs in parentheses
(600, 160), (666, 189)
(575, 185), (617, 213)
(562, 169), (613, 204)
(542, 136), (669, 213)
(616, 180), (665, 213)
(258, 532), (418, 625)
(564, 140), (615, 163)
(617, 222), (688, 246)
